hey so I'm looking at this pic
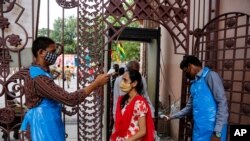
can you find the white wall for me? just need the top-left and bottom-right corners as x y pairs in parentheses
(146, 40), (158, 107)
(220, 0), (250, 15)
(3, 0), (40, 67)
(159, 25), (183, 140)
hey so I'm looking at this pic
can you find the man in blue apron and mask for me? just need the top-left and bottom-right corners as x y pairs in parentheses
(19, 37), (110, 141)
(164, 55), (228, 141)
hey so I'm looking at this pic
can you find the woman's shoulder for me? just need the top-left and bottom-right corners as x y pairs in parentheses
(134, 99), (148, 115)
(134, 98), (147, 108)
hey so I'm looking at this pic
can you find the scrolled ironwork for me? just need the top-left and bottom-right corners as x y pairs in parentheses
(0, 107), (15, 124)
(0, 79), (4, 96)
(226, 18), (236, 28)
(1, 0), (38, 140)
(6, 34), (22, 47)
(1, 0), (16, 13)
(0, 47), (12, 78)
(224, 60), (234, 69)
(241, 104), (250, 115)
(62, 106), (79, 116)
(0, 37), (4, 47)
(0, 16), (10, 29)
(247, 37), (250, 45)
(244, 83), (250, 92)
(4, 34), (26, 52)
(223, 81), (232, 90)
(4, 69), (28, 98)
(56, 0), (78, 9)
(246, 61), (250, 69)
(225, 39), (235, 48)
(192, 28), (202, 38)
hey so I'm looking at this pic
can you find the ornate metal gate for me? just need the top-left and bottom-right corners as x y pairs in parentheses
(0, 0), (190, 140)
(195, 11), (250, 123)
(180, 12), (250, 140)
(0, 0), (39, 140)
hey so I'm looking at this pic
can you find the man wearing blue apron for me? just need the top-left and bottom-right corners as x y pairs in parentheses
(20, 37), (110, 141)
(164, 55), (228, 141)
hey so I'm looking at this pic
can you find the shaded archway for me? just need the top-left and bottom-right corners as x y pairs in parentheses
(74, 0), (190, 140)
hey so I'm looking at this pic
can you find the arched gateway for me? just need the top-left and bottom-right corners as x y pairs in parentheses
(1, 0), (249, 141)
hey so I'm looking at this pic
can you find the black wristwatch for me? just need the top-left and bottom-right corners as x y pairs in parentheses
(214, 132), (221, 138)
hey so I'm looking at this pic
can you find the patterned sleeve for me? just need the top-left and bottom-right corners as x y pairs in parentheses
(33, 75), (88, 106)
(134, 100), (148, 117)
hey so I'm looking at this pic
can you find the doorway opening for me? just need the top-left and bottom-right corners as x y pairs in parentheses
(106, 26), (161, 140)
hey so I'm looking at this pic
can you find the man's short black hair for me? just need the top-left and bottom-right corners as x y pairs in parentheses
(180, 55), (202, 69)
(32, 36), (55, 57)
(118, 67), (125, 75)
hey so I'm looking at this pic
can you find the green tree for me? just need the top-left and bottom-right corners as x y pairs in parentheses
(108, 0), (142, 62)
(123, 41), (140, 61)
(37, 28), (51, 37)
(38, 16), (77, 54)
(112, 41), (140, 62)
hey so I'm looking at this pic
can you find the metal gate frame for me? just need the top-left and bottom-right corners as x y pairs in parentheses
(1, 0), (190, 140)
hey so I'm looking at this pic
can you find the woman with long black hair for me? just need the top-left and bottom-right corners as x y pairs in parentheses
(111, 69), (154, 141)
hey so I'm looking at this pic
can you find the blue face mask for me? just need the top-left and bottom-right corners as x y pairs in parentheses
(44, 51), (58, 65)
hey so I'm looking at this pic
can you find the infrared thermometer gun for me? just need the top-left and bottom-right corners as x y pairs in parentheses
(107, 68), (115, 75)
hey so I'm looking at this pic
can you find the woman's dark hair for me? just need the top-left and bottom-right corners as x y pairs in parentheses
(32, 36), (55, 57)
(121, 69), (143, 108)
(180, 55), (202, 69)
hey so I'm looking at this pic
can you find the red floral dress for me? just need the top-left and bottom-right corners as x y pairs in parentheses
(116, 100), (148, 141)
